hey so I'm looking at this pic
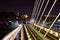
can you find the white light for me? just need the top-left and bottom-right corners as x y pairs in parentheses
(45, 28), (47, 31)
(59, 39), (60, 40)
(28, 38), (32, 40)
(30, 19), (35, 23)
(54, 32), (58, 37)
(9, 21), (12, 22)
(19, 24), (22, 27)
(58, 19), (60, 22)
(50, 30), (53, 34)
(28, 35), (30, 38)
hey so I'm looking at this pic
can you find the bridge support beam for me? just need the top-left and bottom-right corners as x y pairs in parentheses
(34, 0), (41, 20)
(31, 0), (38, 19)
(38, 0), (49, 24)
(35, 0), (45, 23)
(44, 13), (60, 37)
(42, 0), (57, 26)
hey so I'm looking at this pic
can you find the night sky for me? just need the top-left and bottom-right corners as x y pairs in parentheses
(38, 0), (60, 15)
(0, 0), (60, 15)
(45, 0), (60, 15)
(0, 0), (35, 13)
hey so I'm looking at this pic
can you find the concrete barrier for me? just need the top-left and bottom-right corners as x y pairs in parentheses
(2, 24), (23, 40)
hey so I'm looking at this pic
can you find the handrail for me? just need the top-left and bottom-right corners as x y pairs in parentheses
(34, 23), (60, 40)
(2, 24), (23, 40)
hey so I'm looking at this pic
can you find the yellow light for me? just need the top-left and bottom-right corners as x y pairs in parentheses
(28, 35), (30, 38)
(54, 32), (58, 37)
(24, 15), (28, 18)
(16, 17), (18, 19)
(50, 30), (53, 34)
(27, 32), (29, 35)
(28, 38), (32, 40)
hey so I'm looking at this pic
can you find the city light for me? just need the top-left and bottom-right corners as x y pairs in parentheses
(58, 19), (60, 22)
(24, 15), (28, 18)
